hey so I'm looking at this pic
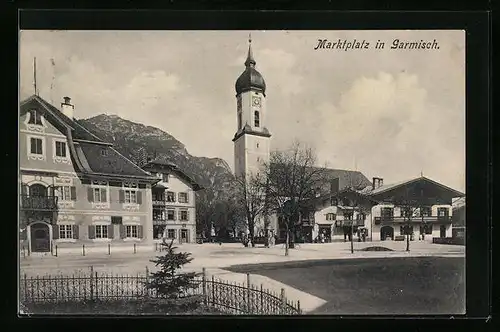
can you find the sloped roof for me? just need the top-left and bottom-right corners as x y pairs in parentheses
(315, 167), (372, 191)
(369, 176), (465, 197)
(20, 95), (157, 182)
(78, 142), (154, 178)
(142, 160), (204, 191)
(22, 95), (105, 143)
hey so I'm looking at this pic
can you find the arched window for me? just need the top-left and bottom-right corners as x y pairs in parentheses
(238, 112), (242, 129)
(254, 111), (260, 127)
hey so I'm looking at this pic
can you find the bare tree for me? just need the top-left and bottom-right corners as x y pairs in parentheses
(262, 141), (329, 256)
(234, 172), (267, 247)
(395, 188), (424, 252)
(336, 172), (372, 254)
(213, 191), (246, 240)
(195, 188), (217, 240)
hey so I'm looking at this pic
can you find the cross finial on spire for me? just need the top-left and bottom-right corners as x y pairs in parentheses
(420, 171), (424, 177)
(245, 33), (256, 67)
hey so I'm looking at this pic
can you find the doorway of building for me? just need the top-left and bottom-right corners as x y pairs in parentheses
(301, 226), (313, 243)
(380, 225), (394, 241)
(318, 225), (332, 242)
(180, 229), (188, 243)
(30, 222), (51, 252)
(440, 225), (447, 238)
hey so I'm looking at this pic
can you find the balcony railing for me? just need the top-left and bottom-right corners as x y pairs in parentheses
(20, 195), (58, 211)
(153, 218), (167, 225)
(374, 215), (450, 225)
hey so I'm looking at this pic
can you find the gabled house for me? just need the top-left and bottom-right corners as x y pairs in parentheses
(291, 171), (464, 243)
(19, 95), (158, 254)
(142, 160), (204, 244)
(368, 176), (465, 241)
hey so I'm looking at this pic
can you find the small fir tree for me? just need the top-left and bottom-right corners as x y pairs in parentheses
(145, 238), (201, 311)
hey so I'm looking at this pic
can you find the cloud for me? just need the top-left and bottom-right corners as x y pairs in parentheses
(306, 72), (464, 190)
(19, 30), (465, 192)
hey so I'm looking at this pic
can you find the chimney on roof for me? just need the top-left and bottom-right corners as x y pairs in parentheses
(372, 177), (383, 190)
(61, 96), (74, 119)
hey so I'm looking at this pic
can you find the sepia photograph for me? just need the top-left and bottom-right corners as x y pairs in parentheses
(18, 29), (466, 316)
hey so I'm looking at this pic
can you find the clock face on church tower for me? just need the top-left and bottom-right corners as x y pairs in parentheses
(252, 96), (261, 107)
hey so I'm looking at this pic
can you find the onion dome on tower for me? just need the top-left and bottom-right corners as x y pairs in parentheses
(235, 35), (266, 96)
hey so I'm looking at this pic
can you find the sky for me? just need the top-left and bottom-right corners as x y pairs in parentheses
(19, 30), (465, 193)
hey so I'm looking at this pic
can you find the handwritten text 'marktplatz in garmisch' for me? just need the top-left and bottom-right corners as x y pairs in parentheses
(314, 39), (440, 51)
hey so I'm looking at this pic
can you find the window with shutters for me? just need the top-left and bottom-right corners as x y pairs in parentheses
(53, 139), (70, 164)
(126, 225), (138, 238)
(95, 225), (108, 239)
(90, 181), (109, 209)
(180, 210), (189, 221)
(57, 186), (76, 202)
(123, 182), (138, 203)
(167, 229), (176, 239)
(59, 225), (73, 239)
(437, 207), (449, 218)
(166, 191), (176, 202)
(27, 135), (46, 161)
(167, 209), (175, 221)
(326, 213), (336, 221)
(178, 192), (189, 203)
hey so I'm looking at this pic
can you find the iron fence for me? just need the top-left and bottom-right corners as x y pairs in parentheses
(19, 267), (301, 315)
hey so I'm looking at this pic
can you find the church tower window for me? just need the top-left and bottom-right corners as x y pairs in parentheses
(254, 111), (260, 127)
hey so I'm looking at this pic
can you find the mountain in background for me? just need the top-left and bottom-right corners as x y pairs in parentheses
(78, 114), (234, 190)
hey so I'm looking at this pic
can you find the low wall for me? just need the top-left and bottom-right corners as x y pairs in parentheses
(432, 237), (465, 246)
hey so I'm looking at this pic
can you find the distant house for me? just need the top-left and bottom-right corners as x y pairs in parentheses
(19, 95), (158, 254)
(293, 173), (464, 243)
(142, 160), (204, 244)
(452, 197), (466, 238)
(368, 176), (465, 241)
(274, 167), (373, 243)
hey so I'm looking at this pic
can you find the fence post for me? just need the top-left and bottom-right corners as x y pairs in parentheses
(108, 243), (110, 255)
(246, 273), (251, 313)
(260, 284), (264, 315)
(297, 300), (301, 314)
(145, 266), (150, 298)
(95, 270), (99, 300)
(134, 243), (136, 254)
(23, 274), (27, 304)
(202, 268), (207, 306)
(82, 244), (85, 256)
(211, 275), (215, 307)
(280, 288), (286, 315)
(55, 245), (58, 257)
(90, 266), (94, 301)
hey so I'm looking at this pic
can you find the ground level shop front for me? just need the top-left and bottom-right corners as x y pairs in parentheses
(371, 222), (452, 241)
(20, 214), (153, 253)
(153, 224), (195, 244)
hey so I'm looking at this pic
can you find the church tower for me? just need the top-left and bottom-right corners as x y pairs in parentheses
(233, 35), (272, 180)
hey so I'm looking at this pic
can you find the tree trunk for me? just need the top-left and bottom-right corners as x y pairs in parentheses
(249, 222), (255, 247)
(350, 223), (354, 254)
(285, 226), (289, 256)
